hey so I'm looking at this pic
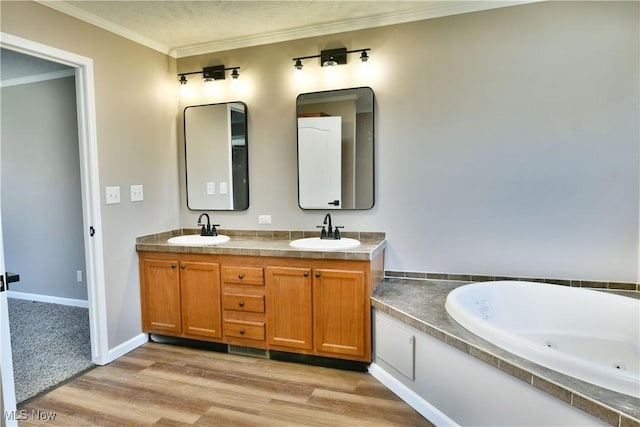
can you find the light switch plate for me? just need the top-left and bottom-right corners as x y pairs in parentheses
(105, 186), (120, 204)
(207, 182), (216, 195)
(219, 182), (228, 194)
(130, 184), (144, 202)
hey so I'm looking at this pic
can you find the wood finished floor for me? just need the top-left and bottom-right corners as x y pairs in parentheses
(18, 342), (433, 426)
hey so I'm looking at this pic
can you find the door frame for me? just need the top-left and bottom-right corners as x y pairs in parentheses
(0, 223), (17, 423)
(0, 33), (109, 365)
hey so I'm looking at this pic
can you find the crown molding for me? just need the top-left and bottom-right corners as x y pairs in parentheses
(35, 0), (174, 56)
(172, 1), (540, 58)
(36, 1), (542, 59)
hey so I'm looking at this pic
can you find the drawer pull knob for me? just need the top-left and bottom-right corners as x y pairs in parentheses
(303, 272), (309, 277)
(239, 329), (245, 335)
(171, 263), (177, 269)
(238, 274), (244, 279)
(238, 301), (245, 307)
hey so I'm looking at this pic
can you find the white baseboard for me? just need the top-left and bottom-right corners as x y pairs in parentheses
(105, 333), (148, 364)
(7, 291), (88, 308)
(369, 363), (459, 427)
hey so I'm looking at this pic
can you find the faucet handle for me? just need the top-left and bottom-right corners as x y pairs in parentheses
(211, 224), (220, 236)
(316, 225), (327, 239)
(334, 226), (344, 240)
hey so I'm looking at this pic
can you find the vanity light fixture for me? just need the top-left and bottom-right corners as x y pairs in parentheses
(292, 47), (371, 71)
(178, 64), (240, 85)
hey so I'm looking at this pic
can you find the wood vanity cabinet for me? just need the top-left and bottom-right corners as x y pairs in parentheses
(139, 250), (384, 363)
(264, 260), (376, 362)
(313, 268), (366, 358)
(140, 258), (181, 334)
(265, 266), (313, 351)
(140, 253), (222, 340)
(221, 265), (266, 347)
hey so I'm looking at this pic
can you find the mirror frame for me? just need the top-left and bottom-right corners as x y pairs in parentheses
(184, 101), (249, 211)
(296, 86), (375, 210)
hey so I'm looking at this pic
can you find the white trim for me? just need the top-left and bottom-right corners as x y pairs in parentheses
(172, 1), (542, 57)
(0, 69), (75, 88)
(107, 333), (148, 361)
(36, 1), (542, 58)
(0, 32), (109, 367)
(34, 0), (171, 56)
(368, 363), (459, 427)
(0, 296), (17, 427)
(170, 0), (546, 58)
(7, 291), (88, 308)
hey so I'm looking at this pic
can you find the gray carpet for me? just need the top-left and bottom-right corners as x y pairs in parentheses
(7, 298), (94, 403)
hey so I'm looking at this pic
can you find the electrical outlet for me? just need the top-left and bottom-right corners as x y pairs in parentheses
(105, 186), (120, 204)
(258, 214), (272, 224)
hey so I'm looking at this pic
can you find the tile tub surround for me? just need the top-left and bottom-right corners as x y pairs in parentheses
(385, 270), (639, 292)
(371, 278), (640, 426)
(135, 229), (386, 261)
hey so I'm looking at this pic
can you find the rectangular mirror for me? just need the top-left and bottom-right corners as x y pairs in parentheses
(184, 102), (249, 210)
(296, 87), (374, 210)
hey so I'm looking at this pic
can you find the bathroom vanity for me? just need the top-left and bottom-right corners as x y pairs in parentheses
(136, 230), (385, 363)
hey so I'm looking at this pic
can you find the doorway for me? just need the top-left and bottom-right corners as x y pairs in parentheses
(1, 53), (93, 402)
(0, 32), (108, 419)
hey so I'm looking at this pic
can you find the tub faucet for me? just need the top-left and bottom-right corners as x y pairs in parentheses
(197, 213), (218, 236)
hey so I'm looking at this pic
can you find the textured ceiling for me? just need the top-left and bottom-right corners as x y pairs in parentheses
(38, 0), (532, 57)
(3, 1), (532, 79)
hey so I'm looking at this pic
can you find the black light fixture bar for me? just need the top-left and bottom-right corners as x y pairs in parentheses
(292, 47), (371, 70)
(178, 64), (240, 84)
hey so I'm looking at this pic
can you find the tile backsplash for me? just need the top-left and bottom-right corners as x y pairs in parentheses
(384, 270), (639, 292)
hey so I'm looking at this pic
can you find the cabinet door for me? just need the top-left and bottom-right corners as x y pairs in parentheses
(141, 258), (181, 334)
(313, 269), (366, 357)
(180, 261), (222, 339)
(265, 266), (313, 350)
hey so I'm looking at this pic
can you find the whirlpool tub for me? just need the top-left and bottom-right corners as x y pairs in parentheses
(445, 281), (639, 398)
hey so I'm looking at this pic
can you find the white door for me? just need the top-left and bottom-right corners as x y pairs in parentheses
(0, 205), (18, 426)
(297, 116), (342, 209)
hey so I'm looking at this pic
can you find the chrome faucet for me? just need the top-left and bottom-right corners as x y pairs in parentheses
(197, 213), (219, 236)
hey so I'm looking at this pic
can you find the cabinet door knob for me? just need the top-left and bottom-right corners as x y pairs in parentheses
(315, 272), (320, 278)
(239, 329), (245, 335)
(180, 264), (186, 269)
(303, 271), (309, 277)
(238, 301), (245, 307)
(238, 274), (244, 279)
(171, 263), (177, 269)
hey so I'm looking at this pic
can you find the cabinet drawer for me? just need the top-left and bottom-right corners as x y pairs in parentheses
(223, 294), (265, 313)
(224, 320), (265, 341)
(222, 266), (264, 286)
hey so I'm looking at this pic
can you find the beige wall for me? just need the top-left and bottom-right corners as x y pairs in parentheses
(0, 1), (637, 361)
(1, 1), (180, 348)
(179, 1), (639, 283)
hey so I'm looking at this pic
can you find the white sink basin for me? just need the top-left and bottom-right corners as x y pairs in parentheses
(167, 235), (230, 246)
(289, 237), (360, 251)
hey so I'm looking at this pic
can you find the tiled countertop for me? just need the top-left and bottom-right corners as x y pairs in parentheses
(136, 229), (386, 261)
(371, 278), (640, 427)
